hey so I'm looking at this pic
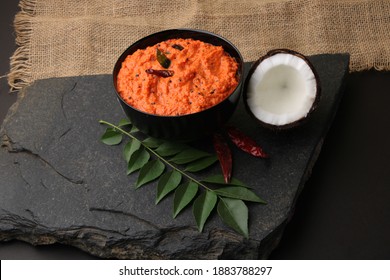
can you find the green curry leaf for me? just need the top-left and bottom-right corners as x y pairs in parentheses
(136, 159), (165, 189)
(143, 137), (164, 149)
(173, 181), (198, 218)
(184, 155), (218, 172)
(170, 148), (211, 165)
(127, 147), (150, 175)
(217, 198), (249, 238)
(156, 48), (171, 69)
(202, 174), (251, 188)
(123, 139), (142, 162)
(214, 187), (266, 203)
(118, 119), (132, 127)
(193, 190), (217, 232)
(156, 170), (182, 204)
(155, 142), (189, 157)
(101, 128), (122, 145)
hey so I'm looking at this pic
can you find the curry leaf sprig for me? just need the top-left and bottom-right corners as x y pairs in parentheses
(99, 119), (266, 238)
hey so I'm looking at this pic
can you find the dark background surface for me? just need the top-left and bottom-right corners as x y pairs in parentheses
(1, 0), (389, 260)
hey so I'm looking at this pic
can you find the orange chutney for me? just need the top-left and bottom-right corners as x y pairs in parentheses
(116, 38), (239, 116)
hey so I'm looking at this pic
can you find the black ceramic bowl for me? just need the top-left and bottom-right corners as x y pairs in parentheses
(113, 29), (244, 141)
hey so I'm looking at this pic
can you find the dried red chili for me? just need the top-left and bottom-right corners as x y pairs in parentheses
(226, 126), (269, 158)
(213, 132), (232, 183)
(145, 69), (174, 78)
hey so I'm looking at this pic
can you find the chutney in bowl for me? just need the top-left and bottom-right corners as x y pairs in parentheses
(113, 29), (244, 141)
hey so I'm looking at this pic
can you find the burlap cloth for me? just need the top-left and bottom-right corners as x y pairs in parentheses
(7, 0), (390, 91)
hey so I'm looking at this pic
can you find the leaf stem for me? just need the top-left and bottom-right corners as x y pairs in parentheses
(99, 120), (212, 191)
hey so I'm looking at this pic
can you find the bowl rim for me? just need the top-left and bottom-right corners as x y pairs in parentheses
(112, 28), (244, 119)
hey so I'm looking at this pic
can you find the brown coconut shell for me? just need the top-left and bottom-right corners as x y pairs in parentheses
(243, 49), (321, 130)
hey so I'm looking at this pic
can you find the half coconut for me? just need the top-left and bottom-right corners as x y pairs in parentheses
(244, 49), (321, 129)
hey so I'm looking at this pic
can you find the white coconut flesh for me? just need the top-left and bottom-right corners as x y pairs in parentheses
(246, 53), (317, 126)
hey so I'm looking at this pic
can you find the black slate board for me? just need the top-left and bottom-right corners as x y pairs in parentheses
(0, 54), (349, 259)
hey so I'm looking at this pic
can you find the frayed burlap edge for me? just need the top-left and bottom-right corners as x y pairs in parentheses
(7, 0), (36, 91)
(6, 0), (390, 92)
